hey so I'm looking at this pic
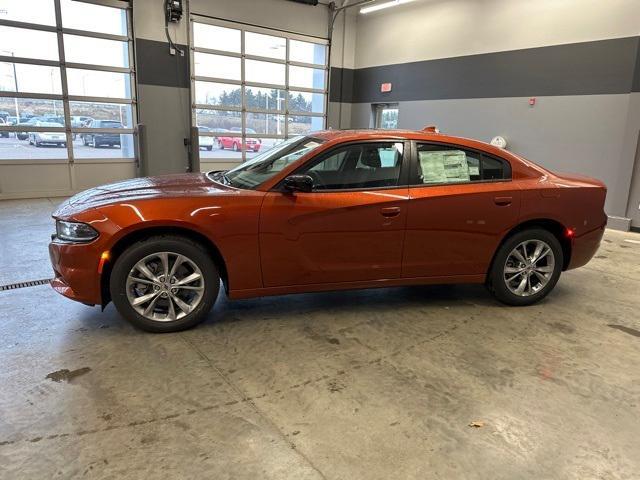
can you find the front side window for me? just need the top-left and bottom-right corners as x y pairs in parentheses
(414, 144), (510, 185)
(301, 142), (404, 191)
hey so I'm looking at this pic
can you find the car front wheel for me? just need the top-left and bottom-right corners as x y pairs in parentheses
(110, 235), (219, 332)
(488, 228), (563, 306)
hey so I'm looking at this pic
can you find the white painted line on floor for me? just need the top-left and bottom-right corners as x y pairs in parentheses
(623, 239), (640, 245)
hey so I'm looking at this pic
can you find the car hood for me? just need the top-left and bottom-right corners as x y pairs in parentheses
(54, 173), (229, 218)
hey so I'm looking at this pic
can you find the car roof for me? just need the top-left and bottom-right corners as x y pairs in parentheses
(309, 128), (524, 162)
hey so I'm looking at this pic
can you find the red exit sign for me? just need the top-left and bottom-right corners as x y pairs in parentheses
(380, 82), (392, 93)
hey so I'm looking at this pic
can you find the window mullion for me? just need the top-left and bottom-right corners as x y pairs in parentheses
(285, 39), (290, 139)
(240, 30), (246, 163)
(54, 0), (74, 165)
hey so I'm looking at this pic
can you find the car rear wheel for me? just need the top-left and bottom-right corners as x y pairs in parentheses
(218, 140), (224, 149)
(488, 228), (563, 306)
(232, 142), (239, 152)
(110, 236), (219, 332)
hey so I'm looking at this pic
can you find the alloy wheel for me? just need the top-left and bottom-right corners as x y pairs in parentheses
(503, 240), (555, 297)
(126, 251), (205, 322)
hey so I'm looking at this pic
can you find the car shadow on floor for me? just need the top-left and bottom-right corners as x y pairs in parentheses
(75, 281), (569, 334)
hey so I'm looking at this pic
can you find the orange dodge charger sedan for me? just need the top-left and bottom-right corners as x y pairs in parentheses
(49, 128), (607, 332)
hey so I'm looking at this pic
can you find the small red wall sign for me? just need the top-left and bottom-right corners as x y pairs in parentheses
(380, 83), (392, 93)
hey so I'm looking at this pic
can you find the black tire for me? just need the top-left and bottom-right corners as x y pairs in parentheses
(206, 145), (213, 151)
(110, 235), (219, 332)
(93, 137), (100, 148)
(488, 228), (563, 306)
(218, 140), (224, 150)
(82, 135), (88, 146)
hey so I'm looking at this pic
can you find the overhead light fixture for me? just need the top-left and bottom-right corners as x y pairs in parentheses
(360, 0), (415, 14)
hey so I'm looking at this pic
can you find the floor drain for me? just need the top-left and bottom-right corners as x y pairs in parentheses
(0, 279), (52, 292)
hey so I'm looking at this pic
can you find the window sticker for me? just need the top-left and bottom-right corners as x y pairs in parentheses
(419, 150), (470, 184)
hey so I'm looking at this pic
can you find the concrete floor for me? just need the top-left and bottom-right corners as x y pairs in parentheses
(1, 197), (639, 479)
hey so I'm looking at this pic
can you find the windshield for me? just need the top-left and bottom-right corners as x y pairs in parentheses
(210, 136), (325, 190)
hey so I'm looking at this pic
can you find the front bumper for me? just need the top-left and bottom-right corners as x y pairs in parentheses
(49, 239), (102, 305)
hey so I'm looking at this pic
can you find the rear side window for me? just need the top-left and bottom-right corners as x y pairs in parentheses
(414, 143), (510, 185)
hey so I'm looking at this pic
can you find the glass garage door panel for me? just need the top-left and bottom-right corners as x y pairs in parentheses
(245, 86), (287, 111)
(69, 102), (134, 128)
(0, 97), (64, 123)
(0, 63), (62, 94)
(0, 26), (59, 61)
(66, 69), (131, 98)
(0, 0), (56, 26)
(289, 39), (326, 65)
(288, 116), (324, 135)
(245, 32), (286, 60)
(195, 109), (242, 132)
(194, 81), (242, 108)
(245, 60), (285, 86)
(193, 52), (241, 81)
(289, 65), (325, 90)
(63, 34), (130, 69)
(60, 0), (128, 36)
(73, 133), (135, 159)
(193, 23), (240, 53)
(288, 91), (325, 114)
(245, 113), (285, 136)
(1, 133), (68, 160)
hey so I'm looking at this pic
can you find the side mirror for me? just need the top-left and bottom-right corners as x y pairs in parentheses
(283, 174), (313, 193)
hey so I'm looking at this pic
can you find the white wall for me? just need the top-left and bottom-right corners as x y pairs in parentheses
(355, 0), (640, 68)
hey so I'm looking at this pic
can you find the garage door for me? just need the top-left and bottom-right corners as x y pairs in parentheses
(189, 16), (328, 171)
(0, 0), (137, 198)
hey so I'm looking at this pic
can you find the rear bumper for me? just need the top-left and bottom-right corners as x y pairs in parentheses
(566, 224), (605, 270)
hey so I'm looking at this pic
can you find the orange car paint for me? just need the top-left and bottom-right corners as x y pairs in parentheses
(49, 129), (607, 306)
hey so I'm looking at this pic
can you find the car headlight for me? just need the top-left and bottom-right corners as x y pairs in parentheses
(55, 220), (99, 242)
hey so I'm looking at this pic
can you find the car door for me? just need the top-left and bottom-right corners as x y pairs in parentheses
(402, 142), (521, 278)
(260, 140), (410, 287)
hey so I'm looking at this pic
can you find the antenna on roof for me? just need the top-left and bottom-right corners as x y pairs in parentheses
(422, 125), (440, 133)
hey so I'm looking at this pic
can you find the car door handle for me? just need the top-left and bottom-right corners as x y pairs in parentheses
(494, 196), (512, 206)
(380, 206), (401, 217)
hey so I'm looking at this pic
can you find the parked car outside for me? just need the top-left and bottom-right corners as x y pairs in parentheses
(197, 126), (214, 151)
(0, 118), (7, 138)
(6, 116), (18, 126)
(49, 127), (607, 332)
(81, 120), (123, 148)
(28, 121), (66, 147)
(218, 127), (261, 152)
(16, 117), (44, 140)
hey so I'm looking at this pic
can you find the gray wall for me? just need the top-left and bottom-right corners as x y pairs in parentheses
(337, 0), (640, 223)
